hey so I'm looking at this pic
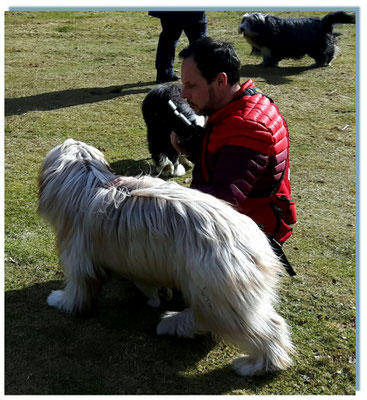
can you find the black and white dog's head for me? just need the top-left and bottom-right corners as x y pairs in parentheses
(142, 84), (200, 139)
(238, 12), (355, 67)
(238, 12), (267, 39)
(238, 13), (268, 56)
(142, 84), (204, 177)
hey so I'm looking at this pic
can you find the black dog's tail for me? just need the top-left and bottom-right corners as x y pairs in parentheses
(322, 11), (355, 32)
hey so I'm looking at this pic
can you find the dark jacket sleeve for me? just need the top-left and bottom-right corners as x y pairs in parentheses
(191, 145), (268, 206)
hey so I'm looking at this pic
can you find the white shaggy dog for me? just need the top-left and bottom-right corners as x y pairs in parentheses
(38, 138), (294, 377)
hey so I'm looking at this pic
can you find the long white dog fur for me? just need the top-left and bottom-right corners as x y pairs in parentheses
(38, 138), (294, 376)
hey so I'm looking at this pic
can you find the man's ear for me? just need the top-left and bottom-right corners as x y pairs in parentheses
(215, 72), (228, 87)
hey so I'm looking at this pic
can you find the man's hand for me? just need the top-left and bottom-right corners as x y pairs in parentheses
(170, 131), (188, 154)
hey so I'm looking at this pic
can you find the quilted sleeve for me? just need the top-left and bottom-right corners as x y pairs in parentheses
(191, 145), (269, 205)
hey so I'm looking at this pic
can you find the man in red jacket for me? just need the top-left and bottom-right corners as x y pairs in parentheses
(171, 37), (297, 274)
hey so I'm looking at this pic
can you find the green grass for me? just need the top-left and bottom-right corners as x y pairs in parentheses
(4, 10), (357, 395)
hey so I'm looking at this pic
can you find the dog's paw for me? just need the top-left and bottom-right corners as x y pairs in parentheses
(156, 309), (197, 338)
(160, 165), (174, 177)
(173, 163), (186, 177)
(232, 355), (267, 377)
(156, 311), (180, 336)
(47, 290), (64, 308)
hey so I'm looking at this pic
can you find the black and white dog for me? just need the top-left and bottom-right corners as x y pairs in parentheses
(142, 84), (205, 177)
(238, 11), (355, 67)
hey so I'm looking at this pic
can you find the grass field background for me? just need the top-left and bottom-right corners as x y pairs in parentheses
(4, 10), (357, 395)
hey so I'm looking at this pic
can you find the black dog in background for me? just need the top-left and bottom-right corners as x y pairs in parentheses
(142, 84), (205, 177)
(238, 11), (355, 67)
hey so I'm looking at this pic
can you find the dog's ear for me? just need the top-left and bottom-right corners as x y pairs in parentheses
(80, 155), (93, 172)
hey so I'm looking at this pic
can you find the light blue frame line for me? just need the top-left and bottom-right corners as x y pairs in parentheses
(5, 5), (361, 393)
(7, 6), (359, 11)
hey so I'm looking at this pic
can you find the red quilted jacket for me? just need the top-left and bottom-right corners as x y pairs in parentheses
(191, 80), (296, 243)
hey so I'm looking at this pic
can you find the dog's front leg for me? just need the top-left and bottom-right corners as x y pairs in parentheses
(47, 277), (102, 315)
(47, 248), (102, 314)
(260, 48), (280, 67)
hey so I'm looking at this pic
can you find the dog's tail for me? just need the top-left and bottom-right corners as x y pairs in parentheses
(322, 11), (355, 32)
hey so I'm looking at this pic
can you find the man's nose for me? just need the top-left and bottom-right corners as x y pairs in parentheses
(181, 86), (189, 100)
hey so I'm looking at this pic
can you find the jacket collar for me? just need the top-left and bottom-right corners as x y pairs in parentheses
(207, 79), (255, 124)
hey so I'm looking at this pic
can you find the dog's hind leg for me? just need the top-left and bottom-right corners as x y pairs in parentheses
(312, 51), (336, 67)
(230, 310), (294, 376)
(156, 308), (204, 339)
(309, 40), (337, 67)
(189, 275), (293, 375)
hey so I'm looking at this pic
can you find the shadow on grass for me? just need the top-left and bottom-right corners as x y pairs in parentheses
(5, 279), (274, 395)
(5, 67), (316, 117)
(240, 63), (317, 84)
(5, 81), (156, 116)
(110, 158), (155, 177)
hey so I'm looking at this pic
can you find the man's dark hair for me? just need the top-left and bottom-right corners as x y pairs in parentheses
(179, 37), (240, 85)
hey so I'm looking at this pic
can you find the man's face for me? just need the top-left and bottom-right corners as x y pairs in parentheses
(181, 57), (217, 116)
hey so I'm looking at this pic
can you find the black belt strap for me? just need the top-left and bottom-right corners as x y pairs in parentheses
(231, 87), (274, 104)
(268, 236), (296, 276)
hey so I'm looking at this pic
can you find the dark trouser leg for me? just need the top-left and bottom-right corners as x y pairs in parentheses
(183, 21), (207, 42)
(155, 19), (183, 81)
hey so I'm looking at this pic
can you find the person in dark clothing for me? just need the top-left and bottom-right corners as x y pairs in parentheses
(148, 11), (207, 83)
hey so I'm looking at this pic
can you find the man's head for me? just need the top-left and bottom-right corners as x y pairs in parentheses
(179, 37), (241, 115)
